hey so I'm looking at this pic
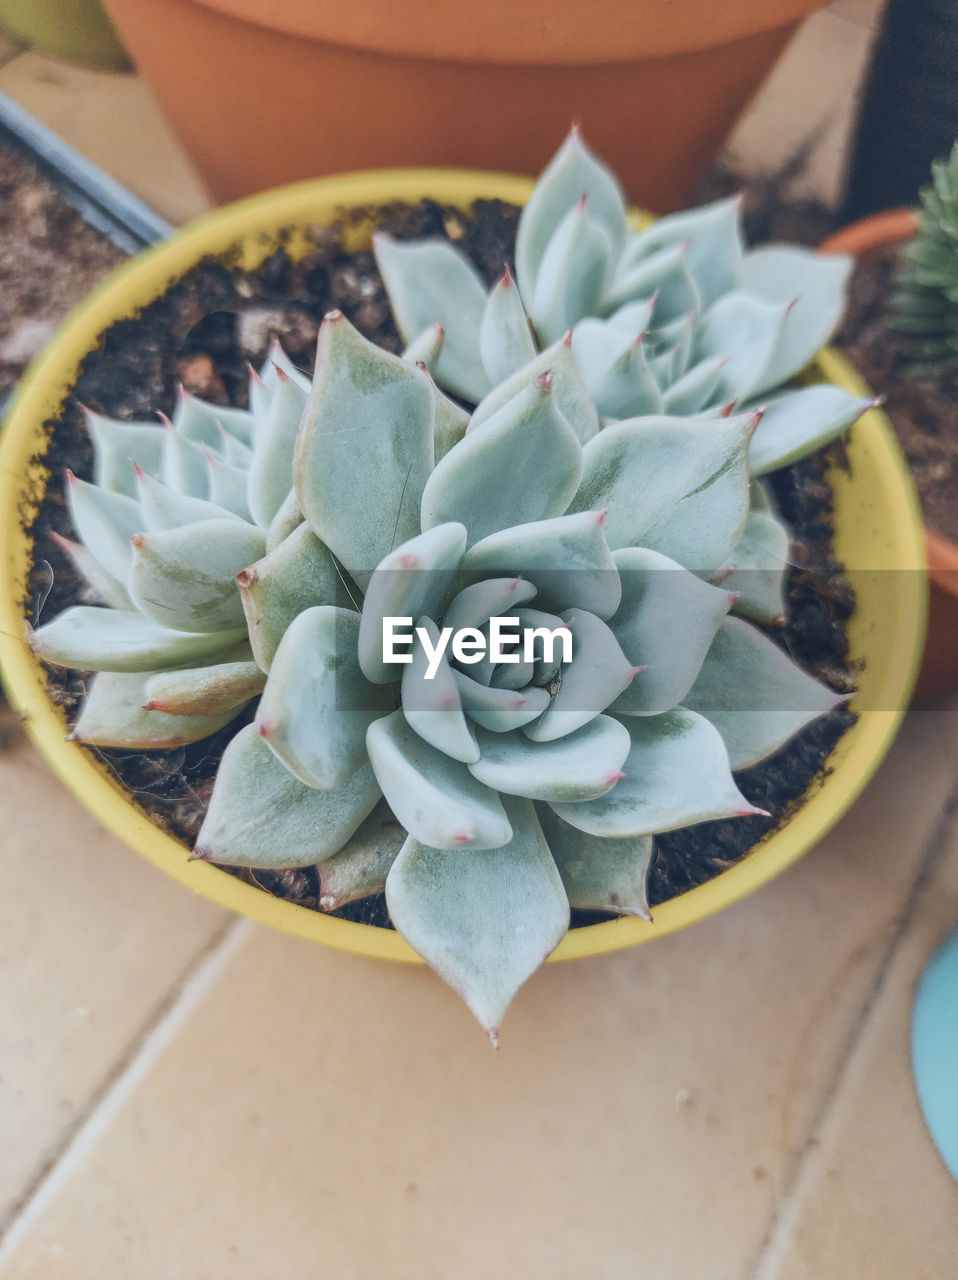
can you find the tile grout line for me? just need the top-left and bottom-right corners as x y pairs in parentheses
(0, 914), (254, 1266)
(747, 767), (958, 1280)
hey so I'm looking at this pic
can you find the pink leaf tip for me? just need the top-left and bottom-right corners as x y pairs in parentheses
(399, 553), (419, 569)
(606, 770), (627, 786)
(452, 828), (475, 844)
(593, 508), (608, 526)
(536, 369), (554, 392)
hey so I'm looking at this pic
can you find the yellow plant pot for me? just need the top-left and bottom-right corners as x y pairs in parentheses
(0, 169), (927, 964)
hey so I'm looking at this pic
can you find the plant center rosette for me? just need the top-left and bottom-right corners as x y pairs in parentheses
(29, 131), (874, 1039)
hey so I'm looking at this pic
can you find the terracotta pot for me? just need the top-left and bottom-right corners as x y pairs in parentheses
(0, 170), (926, 964)
(820, 210), (958, 703)
(101, 0), (828, 210)
(0, 0), (129, 70)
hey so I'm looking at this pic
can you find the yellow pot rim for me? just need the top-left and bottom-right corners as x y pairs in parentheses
(0, 167), (928, 965)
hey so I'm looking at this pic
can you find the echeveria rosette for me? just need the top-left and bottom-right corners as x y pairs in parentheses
(373, 126), (875, 478)
(29, 343), (319, 747)
(192, 313), (847, 1042)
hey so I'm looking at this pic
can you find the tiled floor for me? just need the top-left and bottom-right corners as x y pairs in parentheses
(4, 3), (958, 1276)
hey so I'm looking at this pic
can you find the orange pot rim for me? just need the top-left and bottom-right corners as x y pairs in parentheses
(821, 206), (958, 600)
(184, 0), (830, 65)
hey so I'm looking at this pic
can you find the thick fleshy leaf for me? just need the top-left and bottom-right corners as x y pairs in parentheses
(489, 657), (535, 690)
(385, 796), (569, 1042)
(740, 246), (851, 394)
(683, 617), (844, 769)
(479, 267), (537, 384)
(358, 523), (466, 684)
(461, 511), (620, 619)
(524, 609), (636, 741)
(721, 508), (790, 626)
(65, 471), (143, 582)
(536, 803), (653, 920)
(373, 234), (490, 403)
(316, 800), (405, 911)
(143, 653), (265, 715)
(694, 292), (789, 404)
(531, 197), (613, 344)
(515, 606), (567, 686)
(239, 522), (350, 672)
(205, 451), (253, 522)
(30, 606), (246, 673)
(515, 126), (626, 307)
(195, 724), (381, 869)
(161, 424), (209, 499)
(128, 518), (266, 633)
(662, 355), (726, 415)
(401, 617), (479, 764)
(620, 196), (744, 308)
(572, 321), (663, 419)
(551, 708), (757, 837)
(452, 670), (551, 732)
(173, 387), (254, 448)
(470, 335), (600, 445)
(136, 468), (242, 532)
(747, 384), (873, 476)
(71, 670), (246, 748)
(442, 577), (537, 632)
(366, 709), (512, 850)
(248, 369), (308, 527)
(217, 426), (254, 469)
(255, 606), (391, 789)
(402, 322), (445, 373)
(47, 530), (132, 610)
(265, 488), (304, 553)
(570, 413), (754, 571)
(609, 547), (735, 715)
(604, 242), (701, 322)
(84, 409), (165, 497)
(294, 312), (435, 583)
(421, 371), (582, 544)
(470, 715), (630, 802)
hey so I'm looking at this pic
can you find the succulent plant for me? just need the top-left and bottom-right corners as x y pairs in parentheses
(373, 127), (870, 478)
(29, 344), (316, 747)
(190, 311), (850, 1041)
(30, 137), (872, 1039)
(890, 140), (958, 377)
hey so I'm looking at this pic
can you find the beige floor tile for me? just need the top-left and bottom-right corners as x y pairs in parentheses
(0, 53), (210, 225)
(757, 804), (958, 1280)
(0, 708), (955, 1280)
(0, 727), (227, 1228)
(722, 7), (879, 206)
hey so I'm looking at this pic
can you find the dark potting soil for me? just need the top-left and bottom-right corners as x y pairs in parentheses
(835, 241), (958, 544)
(22, 197), (855, 929)
(0, 147), (126, 401)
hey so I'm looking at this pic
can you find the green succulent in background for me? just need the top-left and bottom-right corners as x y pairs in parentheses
(890, 140), (958, 377)
(30, 344), (316, 747)
(29, 131), (875, 1038)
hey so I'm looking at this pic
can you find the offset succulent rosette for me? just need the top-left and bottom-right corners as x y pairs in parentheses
(30, 134), (872, 1038)
(31, 344), (315, 746)
(375, 127), (870, 478)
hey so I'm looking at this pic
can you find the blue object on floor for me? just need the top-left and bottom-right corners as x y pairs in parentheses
(911, 925), (958, 1183)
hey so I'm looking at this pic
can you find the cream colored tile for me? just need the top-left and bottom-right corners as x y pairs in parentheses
(0, 728), (227, 1227)
(757, 809), (958, 1280)
(0, 55), (210, 224)
(722, 8), (879, 206)
(0, 709), (956, 1280)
